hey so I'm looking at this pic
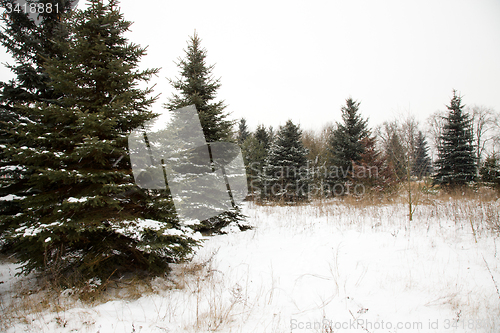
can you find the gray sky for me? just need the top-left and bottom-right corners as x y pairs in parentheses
(2, 0), (500, 132)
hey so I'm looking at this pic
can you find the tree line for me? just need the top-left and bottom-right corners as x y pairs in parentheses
(237, 91), (500, 203)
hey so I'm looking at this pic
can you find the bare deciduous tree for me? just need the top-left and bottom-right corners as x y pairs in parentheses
(468, 105), (499, 165)
(426, 110), (446, 162)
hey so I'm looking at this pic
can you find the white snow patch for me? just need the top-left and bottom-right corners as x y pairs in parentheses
(2, 200), (500, 333)
(0, 194), (23, 201)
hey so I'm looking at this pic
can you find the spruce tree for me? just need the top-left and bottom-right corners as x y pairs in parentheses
(328, 98), (369, 189)
(433, 90), (476, 188)
(166, 32), (233, 142)
(353, 136), (397, 194)
(413, 131), (432, 179)
(4, 0), (197, 282)
(254, 124), (271, 151)
(166, 32), (245, 233)
(241, 134), (265, 197)
(480, 154), (500, 189)
(385, 130), (407, 180)
(240, 124), (271, 198)
(0, 0), (77, 240)
(237, 118), (250, 145)
(262, 120), (309, 202)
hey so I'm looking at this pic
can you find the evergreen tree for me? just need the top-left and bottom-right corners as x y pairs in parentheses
(237, 118), (250, 145)
(241, 134), (265, 196)
(433, 90), (476, 188)
(166, 32), (245, 233)
(353, 136), (397, 193)
(480, 154), (500, 189)
(4, 0), (197, 282)
(413, 131), (432, 179)
(328, 98), (369, 188)
(166, 32), (233, 142)
(262, 120), (309, 202)
(0, 0), (77, 240)
(240, 124), (272, 198)
(254, 124), (271, 150)
(385, 129), (407, 180)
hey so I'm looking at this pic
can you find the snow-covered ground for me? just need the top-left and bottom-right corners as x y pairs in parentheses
(1, 198), (500, 332)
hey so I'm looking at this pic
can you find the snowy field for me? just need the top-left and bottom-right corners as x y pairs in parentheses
(1, 197), (500, 333)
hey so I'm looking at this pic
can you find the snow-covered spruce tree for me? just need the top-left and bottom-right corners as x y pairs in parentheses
(262, 120), (309, 203)
(412, 131), (432, 179)
(0, 0), (76, 242)
(5, 0), (198, 282)
(433, 90), (476, 189)
(166, 32), (246, 234)
(327, 98), (369, 193)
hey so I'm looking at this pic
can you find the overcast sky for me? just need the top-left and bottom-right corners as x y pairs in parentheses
(2, 0), (500, 133)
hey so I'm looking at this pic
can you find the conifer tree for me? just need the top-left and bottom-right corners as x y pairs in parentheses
(262, 120), (309, 202)
(353, 136), (396, 193)
(433, 90), (476, 188)
(240, 124), (272, 198)
(254, 124), (271, 151)
(166, 32), (233, 142)
(4, 0), (197, 282)
(0, 0), (77, 238)
(237, 118), (250, 145)
(166, 32), (245, 233)
(413, 131), (432, 179)
(480, 154), (500, 189)
(386, 130), (407, 180)
(328, 98), (369, 189)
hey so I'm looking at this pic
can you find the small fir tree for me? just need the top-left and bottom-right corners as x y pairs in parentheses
(4, 0), (197, 282)
(254, 124), (271, 151)
(240, 124), (272, 198)
(480, 154), (500, 189)
(433, 90), (476, 188)
(353, 136), (397, 194)
(385, 129), (407, 180)
(412, 131), (432, 179)
(237, 118), (250, 145)
(262, 120), (309, 202)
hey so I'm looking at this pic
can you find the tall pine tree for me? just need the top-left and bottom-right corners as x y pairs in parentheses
(4, 0), (197, 282)
(166, 32), (245, 234)
(327, 98), (369, 190)
(166, 32), (233, 142)
(433, 90), (476, 188)
(262, 120), (309, 202)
